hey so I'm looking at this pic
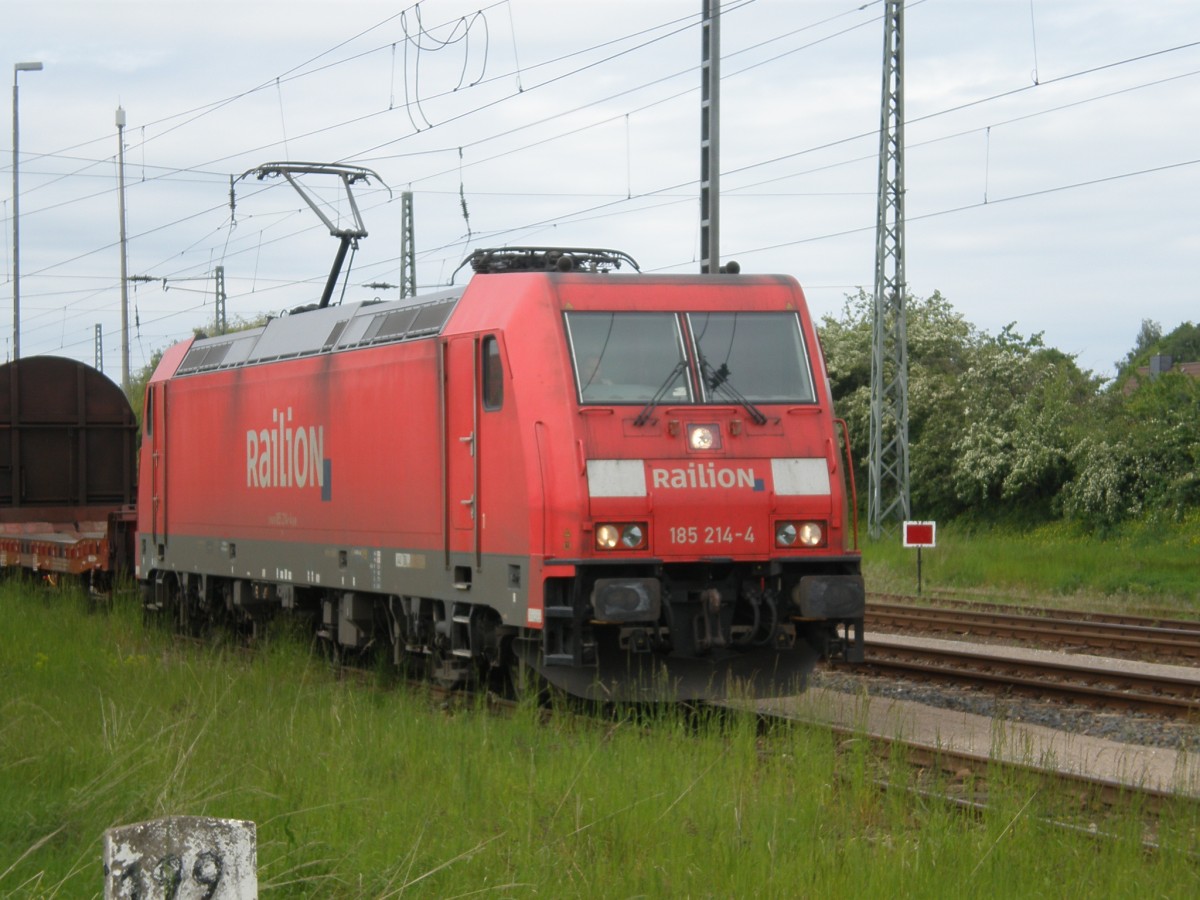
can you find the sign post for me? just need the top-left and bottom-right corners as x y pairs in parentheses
(902, 521), (936, 594)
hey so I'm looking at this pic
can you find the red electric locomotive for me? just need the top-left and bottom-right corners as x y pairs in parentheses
(138, 247), (863, 699)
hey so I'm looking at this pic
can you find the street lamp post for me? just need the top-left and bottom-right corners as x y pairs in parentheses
(116, 106), (130, 392)
(12, 60), (44, 361)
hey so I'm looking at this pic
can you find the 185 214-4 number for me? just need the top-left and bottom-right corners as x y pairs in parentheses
(669, 525), (755, 546)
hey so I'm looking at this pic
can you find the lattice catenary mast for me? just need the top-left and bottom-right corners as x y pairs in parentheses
(400, 190), (417, 298)
(868, 0), (911, 538)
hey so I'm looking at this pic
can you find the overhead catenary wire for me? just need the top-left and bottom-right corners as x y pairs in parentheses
(8, 1), (1198, 371)
(22, 45), (1192, 288)
(4, 1), (1175, 223)
(17, 14), (1194, 236)
(11, 1), (768, 309)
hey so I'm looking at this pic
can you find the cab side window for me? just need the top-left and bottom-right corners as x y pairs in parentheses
(482, 336), (503, 410)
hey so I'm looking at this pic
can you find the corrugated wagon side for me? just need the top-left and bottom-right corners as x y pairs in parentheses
(0, 356), (138, 583)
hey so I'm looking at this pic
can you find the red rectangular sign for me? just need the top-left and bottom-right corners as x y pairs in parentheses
(903, 520), (936, 548)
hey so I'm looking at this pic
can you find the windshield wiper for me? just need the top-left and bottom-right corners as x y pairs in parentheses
(699, 358), (767, 425)
(634, 360), (688, 427)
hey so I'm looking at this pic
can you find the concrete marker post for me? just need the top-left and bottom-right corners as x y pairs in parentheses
(103, 816), (256, 899)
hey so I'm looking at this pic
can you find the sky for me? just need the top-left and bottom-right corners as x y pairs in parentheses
(4, 0), (1198, 382)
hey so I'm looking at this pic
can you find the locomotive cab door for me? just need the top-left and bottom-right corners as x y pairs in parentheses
(442, 335), (480, 572)
(147, 382), (168, 550)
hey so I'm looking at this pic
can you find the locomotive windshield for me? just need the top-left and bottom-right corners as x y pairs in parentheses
(689, 312), (816, 403)
(565, 310), (815, 406)
(566, 312), (692, 404)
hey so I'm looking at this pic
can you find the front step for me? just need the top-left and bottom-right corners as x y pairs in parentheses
(450, 604), (475, 659)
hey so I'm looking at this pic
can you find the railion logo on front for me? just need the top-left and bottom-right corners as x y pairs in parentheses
(245, 406), (328, 495)
(649, 463), (765, 491)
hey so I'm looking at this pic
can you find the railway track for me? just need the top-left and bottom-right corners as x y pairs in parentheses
(432, 674), (1197, 833)
(851, 638), (1200, 718)
(750, 699), (1198, 831)
(873, 591), (1200, 632)
(793, 593), (1200, 818)
(867, 598), (1200, 661)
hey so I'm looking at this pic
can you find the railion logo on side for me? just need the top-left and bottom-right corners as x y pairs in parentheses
(246, 406), (332, 500)
(650, 463), (764, 491)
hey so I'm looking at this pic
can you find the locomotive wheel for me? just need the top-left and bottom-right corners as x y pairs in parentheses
(315, 628), (345, 670)
(428, 645), (470, 690)
(178, 579), (202, 637)
(508, 637), (562, 706)
(143, 572), (182, 632)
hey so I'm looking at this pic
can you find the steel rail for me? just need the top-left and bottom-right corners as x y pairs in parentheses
(850, 639), (1200, 718)
(872, 591), (1200, 633)
(866, 602), (1200, 660)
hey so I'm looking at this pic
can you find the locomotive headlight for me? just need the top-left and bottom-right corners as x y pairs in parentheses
(798, 522), (824, 547)
(596, 524), (621, 550)
(595, 522), (648, 551)
(620, 523), (645, 549)
(776, 522), (798, 547)
(775, 520), (826, 548)
(687, 424), (720, 451)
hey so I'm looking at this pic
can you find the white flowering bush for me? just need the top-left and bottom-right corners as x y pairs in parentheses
(819, 294), (1198, 528)
(1064, 373), (1200, 528)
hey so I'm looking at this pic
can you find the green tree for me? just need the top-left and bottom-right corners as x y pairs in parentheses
(950, 327), (1099, 519)
(1064, 371), (1200, 528)
(1119, 318), (1162, 372)
(1158, 321), (1200, 363)
(821, 290), (985, 519)
(125, 349), (163, 429)
(817, 290), (875, 509)
(1114, 319), (1199, 386)
(819, 291), (1103, 523)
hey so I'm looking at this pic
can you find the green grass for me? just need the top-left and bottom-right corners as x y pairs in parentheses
(2, 579), (1199, 897)
(863, 515), (1200, 616)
